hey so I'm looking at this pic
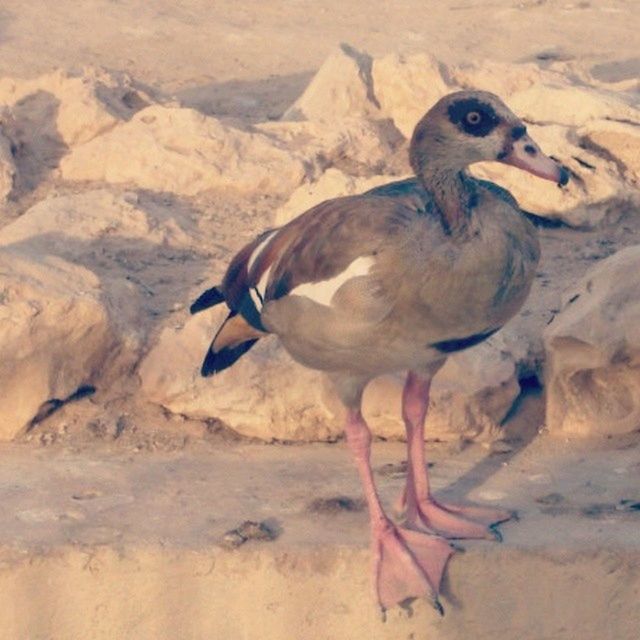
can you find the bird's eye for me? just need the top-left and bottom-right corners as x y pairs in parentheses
(465, 111), (482, 125)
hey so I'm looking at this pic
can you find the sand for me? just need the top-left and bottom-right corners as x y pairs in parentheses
(2, 396), (640, 639)
(0, 0), (638, 124)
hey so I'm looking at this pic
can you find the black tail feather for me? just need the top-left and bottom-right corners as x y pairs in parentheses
(190, 285), (225, 314)
(201, 339), (259, 377)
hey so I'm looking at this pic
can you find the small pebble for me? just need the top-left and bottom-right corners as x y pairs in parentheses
(72, 490), (102, 501)
(219, 520), (277, 549)
(535, 492), (565, 505)
(376, 461), (408, 477)
(220, 530), (247, 549)
(376, 460), (434, 477)
(308, 496), (365, 514)
(581, 503), (617, 519)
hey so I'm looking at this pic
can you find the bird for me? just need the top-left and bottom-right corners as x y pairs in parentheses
(191, 90), (569, 614)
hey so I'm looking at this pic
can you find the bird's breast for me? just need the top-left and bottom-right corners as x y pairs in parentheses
(399, 211), (540, 341)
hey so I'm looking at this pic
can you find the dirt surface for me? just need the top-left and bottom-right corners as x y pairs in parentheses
(1, 0), (638, 125)
(2, 395), (640, 639)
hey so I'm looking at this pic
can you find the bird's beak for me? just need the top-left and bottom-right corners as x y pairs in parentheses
(499, 132), (569, 186)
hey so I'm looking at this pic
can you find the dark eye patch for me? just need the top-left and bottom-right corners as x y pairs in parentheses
(447, 98), (500, 137)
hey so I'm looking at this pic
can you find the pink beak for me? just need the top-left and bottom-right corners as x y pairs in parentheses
(499, 133), (569, 186)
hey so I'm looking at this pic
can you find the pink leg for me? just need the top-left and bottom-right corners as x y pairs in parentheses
(400, 371), (514, 540)
(344, 408), (454, 614)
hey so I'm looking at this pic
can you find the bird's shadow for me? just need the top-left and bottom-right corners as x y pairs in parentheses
(437, 381), (544, 505)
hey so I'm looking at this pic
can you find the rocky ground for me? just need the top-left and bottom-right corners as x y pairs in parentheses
(0, 42), (638, 448)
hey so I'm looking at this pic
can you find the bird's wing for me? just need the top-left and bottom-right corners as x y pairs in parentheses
(221, 193), (422, 333)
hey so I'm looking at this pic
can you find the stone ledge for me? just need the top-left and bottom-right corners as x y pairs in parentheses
(1, 436), (639, 640)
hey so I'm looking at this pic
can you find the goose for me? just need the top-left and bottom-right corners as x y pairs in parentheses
(191, 90), (569, 614)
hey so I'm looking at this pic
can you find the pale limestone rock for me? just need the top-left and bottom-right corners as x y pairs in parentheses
(372, 53), (451, 138)
(279, 54), (639, 228)
(0, 67), (148, 146)
(544, 245), (640, 436)
(0, 250), (117, 439)
(471, 123), (633, 228)
(0, 125), (15, 203)
(138, 309), (340, 442)
(60, 105), (307, 196)
(0, 189), (196, 250)
(508, 84), (640, 128)
(282, 46), (379, 122)
(257, 117), (401, 179)
(364, 342), (520, 441)
(274, 169), (397, 226)
(450, 61), (562, 98)
(580, 119), (640, 182)
(139, 309), (520, 442)
(0, 190), (204, 396)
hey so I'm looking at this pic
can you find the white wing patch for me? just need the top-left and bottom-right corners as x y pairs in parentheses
(247, 230), (276, 273)
(290, 256), (375, 307)
(247, 231), (277, 311)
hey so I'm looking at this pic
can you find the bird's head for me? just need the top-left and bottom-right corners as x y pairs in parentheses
(409, 90), (569, 186)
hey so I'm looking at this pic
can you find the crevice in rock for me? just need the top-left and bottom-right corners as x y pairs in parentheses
(26, 384), (96, 432)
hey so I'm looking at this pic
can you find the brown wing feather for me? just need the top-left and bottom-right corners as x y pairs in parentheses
(220, 186), (431, 329)
(265, 195), (415, 300)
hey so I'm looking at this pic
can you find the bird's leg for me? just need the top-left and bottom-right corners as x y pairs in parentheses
(400, 371), (514, 540)
(344, 408), (454, 613)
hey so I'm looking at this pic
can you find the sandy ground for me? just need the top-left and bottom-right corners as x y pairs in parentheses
(2, 395), (640, 639)
(1, 1), (640, 638)
(1, 0), (638, 124)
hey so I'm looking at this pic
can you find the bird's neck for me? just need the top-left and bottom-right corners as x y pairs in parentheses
(418, 167), (477, 235)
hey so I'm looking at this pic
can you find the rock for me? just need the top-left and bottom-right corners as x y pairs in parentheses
(257, 117), (403, 180)
(0, 187), (206, 329)
(372, 53), (450, 138)
(543, 245), (640, 436)
(277, 54), (640, 228)
(508, 84), (640, 128)
(282, 44), (379, 122)
(60, 105), (307, 197)
(0, 189), (197, 251)
(0, 124), (15, 203)
(450, 61), (557, 98)
(363, 341), (520, 441)
(139, 309), (520, 442)
(471, 123), (634, 228)
(138, 309), (340, 442)
(0, 189), (206, 431)
(0, 250), (118, 439)
(0, 67), (149, 147)
(580, 119), (640, 182)
(274, 168), (396, 226)
(0, 67), (148, 197)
